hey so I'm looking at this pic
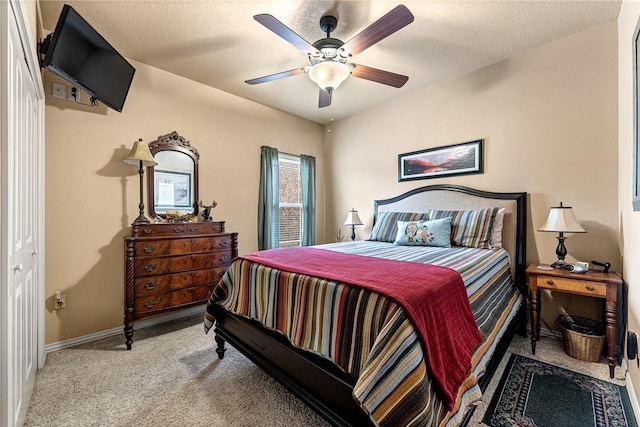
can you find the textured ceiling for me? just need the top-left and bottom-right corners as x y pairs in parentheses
(39, 1), (621, 124)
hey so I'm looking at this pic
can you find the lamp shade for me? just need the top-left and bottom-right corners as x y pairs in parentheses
(308, 61), (350, 92)
(344, 209), (363, 226)
(123, 138), (158, 167)
(538, 203), (586, 233)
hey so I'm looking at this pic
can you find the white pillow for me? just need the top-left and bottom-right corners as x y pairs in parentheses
(491, 208), (506, 248)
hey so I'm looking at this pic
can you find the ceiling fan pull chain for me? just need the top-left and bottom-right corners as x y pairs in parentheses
(328, 102), (334, 133)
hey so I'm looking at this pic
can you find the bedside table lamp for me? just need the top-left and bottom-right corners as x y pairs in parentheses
(538, 202), (586, 268)
(343, 209), (363, 241)
(123, 138), (158, 225)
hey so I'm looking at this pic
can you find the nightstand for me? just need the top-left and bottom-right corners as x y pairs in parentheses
(527, 264), (622, 378)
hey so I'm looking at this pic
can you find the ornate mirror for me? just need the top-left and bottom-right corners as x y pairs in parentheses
(147, 131), (199, 218)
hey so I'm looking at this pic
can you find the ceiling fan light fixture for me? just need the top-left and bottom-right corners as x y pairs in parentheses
(307, 61), (350, 92)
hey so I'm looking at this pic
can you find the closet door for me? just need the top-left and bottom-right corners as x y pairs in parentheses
(1, 0), (45, 426)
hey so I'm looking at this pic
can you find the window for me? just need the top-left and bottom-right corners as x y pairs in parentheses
(278, 154), (302, 248)
(258, 146), (315, 250)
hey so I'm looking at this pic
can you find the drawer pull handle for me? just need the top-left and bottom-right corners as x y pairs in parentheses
(144, 264), (158, 272)
(188, 226), (198, 232)
(143, 227), (153, 234)
(173, 227), (183, 233)
(586, 284), (595, 291)
(144, 301), (158, 308)
(546, 279), (555, 286)
(144, 282), (157, 291)
(143, 246), (155, 253)
(221, 255), (230, 262)
(219, 240), (228, 247)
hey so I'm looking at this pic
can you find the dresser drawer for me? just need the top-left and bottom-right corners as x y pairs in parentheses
(191, 235), (233, 252)
(135, 253), (231, 277)
(135, 254), (192, 276)
(135, 286), (213, 313)
(131, 221), (225, 237)
(133, 239), (191, 257)
(192, 251), (233, 269)
(134, 268), (226, 296)
(186, 222), (225, 234)
(536, 275), (606, 297)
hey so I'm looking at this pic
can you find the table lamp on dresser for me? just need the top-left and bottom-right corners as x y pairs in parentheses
(123, 138), (157, 224)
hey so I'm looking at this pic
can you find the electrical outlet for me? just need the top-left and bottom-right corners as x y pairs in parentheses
(53, 291), (67, 310)
(69, 87), (80, 103)
(52, 83), (66, 99)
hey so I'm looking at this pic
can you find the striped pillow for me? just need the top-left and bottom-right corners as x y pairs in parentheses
(429, 207), (500, 249)
(367, 211), (430, 243)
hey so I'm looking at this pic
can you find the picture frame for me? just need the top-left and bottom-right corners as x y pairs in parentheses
(398, 139), (484, 182)
(633, 17), (640, 211)
(154, 170), (192, 210)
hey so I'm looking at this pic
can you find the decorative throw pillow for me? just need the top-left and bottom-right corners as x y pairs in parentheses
(367, 211), (430, 243)
(490, 208), (506, 248)
(393, 218), (452, 247)
(429, 207), (500, 249)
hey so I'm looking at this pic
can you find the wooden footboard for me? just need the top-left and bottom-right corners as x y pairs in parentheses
(211, 304), (375, 427)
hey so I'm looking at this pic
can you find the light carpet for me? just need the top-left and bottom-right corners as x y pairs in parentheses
(25, 315), (629, 426)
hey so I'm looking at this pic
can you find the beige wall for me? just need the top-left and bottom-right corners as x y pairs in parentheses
(44, 59), (325, 344)
(618, 0), (640, 405)
(326, 22), (618, 323)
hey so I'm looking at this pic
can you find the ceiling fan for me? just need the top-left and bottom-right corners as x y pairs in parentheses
(245, 4), (414, 108)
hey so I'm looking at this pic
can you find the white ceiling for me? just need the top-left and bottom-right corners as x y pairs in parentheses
(39, 1), (621, 124)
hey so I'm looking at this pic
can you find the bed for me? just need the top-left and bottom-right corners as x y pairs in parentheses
(205, 184), (527, 426)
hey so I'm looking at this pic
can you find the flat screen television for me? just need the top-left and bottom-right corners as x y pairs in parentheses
(40, 5), (135, 112)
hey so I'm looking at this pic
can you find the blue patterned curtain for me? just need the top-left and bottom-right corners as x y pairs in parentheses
(300, 154), (316, 246)
(258, 146), (279, 250)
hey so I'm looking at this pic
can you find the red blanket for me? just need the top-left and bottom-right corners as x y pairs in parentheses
(241, 247), (483, 410)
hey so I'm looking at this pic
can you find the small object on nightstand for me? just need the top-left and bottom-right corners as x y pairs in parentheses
(591, 260), (611, 274)
(536, 265), (553, 271)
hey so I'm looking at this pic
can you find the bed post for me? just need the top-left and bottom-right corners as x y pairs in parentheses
(215, 335), (226, 359)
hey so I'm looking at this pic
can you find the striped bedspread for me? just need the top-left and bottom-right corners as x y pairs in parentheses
(205, 241), (522, 427)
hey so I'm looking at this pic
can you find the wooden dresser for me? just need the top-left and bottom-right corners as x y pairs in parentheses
(124, 221), (237, 349)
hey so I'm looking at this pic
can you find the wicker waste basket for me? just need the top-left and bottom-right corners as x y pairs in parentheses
(558, 315), (605, 363)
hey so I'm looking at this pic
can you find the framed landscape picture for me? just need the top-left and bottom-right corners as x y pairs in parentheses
(398, 139), (484, 182)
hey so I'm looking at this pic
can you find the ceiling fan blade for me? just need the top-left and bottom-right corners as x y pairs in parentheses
(351, 64), (408, 88)
(318, 88), (332, 108)
(254, 14), (320, 56)
(245, 68), (306, 85)
(342, 5), (414, 56)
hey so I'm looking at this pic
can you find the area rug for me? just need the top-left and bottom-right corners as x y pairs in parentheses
(482, 354), (637, 427)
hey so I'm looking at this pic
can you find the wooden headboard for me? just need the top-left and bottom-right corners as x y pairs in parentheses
(373, 185), (527, 287)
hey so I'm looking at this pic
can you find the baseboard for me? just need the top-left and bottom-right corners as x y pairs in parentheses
(623, 359), (640, 424)
(45, 305), (206, 353)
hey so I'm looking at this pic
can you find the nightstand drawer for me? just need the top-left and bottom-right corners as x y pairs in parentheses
(536, 275), (606, 297)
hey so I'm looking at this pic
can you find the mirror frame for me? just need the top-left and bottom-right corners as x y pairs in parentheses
(147, 131), (200, 219)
